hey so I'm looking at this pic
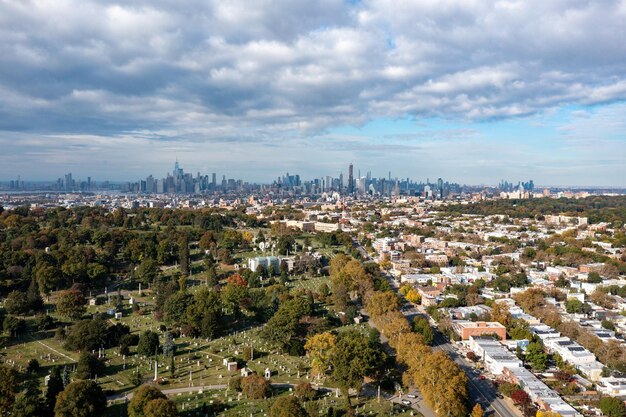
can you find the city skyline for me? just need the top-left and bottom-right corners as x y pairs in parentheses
(1, 1), (625, 185)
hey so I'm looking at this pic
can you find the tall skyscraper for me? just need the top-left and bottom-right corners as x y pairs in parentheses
(348, 163), (354, 195)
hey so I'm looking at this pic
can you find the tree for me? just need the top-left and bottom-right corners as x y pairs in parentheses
(11, 380), (49, 417)
(128, 385), (167, 417)
(63, 317), (110, 351)
(135, 259), (160, 285)
(75, 352), (104, 380)
(143, 398), (178, 417)
(295, 382), (316, 401)
(304, 332), (336, 376)
(241, 374), (270, 399)
(26, 359), (40, 374)
(56, 289), (86, 320)
(269, 396), (307, 417)
(598, 397), (626, 417)
(330, 330), (384, 403)
(470, 404), (484, 417)
(511, 389), (531, 408)
(0, 365), (20, 415)
(413, 317), (434, 345)
(364, 291), (399, 319)
(137, 331), (160, 357)
(3, 315), (26, 337)
(162, 332), (176, 357)
(54, 380), (106, 417)
(46, 366), (65, 410)
(536, 412), (562, 417)
(178, 235), (189, 275)
(4, 291), (31, 315)
(490, 301), (511, 327)
(587, 271), (602, 283)
(405, 288), (422, 304)
(525, 342), (548, 371)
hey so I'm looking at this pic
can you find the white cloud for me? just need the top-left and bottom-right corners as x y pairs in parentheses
(0, 0), (625, 183)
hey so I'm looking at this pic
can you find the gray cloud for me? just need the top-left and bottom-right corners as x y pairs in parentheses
(0, 0), (625, 183)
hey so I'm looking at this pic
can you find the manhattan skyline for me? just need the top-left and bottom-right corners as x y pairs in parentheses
(1, 1), (625, 186)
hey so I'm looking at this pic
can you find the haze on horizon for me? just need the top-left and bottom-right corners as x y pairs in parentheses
(0, 0), (625, 186)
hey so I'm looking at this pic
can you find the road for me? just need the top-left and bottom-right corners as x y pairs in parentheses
(430, 331), (521, 417)
(377, 265), (521, 417)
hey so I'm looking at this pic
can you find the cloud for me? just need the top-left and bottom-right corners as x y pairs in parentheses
(0, 0), (625, 183)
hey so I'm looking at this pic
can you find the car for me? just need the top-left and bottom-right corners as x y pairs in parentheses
(407, 394), (417, 399)
(479, 375), (486, 380)
(496, 393), (504, 399)
(401, 400), (412, 405)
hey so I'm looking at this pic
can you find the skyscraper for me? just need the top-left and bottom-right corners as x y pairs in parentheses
(348, 163), (354, 195)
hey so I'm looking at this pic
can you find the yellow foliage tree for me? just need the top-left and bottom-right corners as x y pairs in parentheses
(374, 311), (411, 348)
(304, 332), (336, 377)
(470, 404), (484, 417)
(491, 301), (511, 327)
(536, 412), (561, 417)
(365, 291), (399, 319)
(405, 288), (422, 304)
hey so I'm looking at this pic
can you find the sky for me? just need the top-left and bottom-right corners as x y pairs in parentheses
(0, 0), (625, 186)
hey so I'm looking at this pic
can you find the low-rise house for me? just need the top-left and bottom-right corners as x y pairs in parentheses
(452, 321), (507, 340)
(597, 378), (626, 397)
(468, 337), (522, 375)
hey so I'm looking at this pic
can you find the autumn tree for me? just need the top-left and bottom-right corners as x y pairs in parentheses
(304, 332), (336, 377)
(143, 398), (178, 417)
(128, 385), (167, 417)
(364, 291), (399, 319)
(241, 374), (270, 399)
(56, 289), (86, 320)
(470, 404), (484, 417)
(490, 301), (511, 327)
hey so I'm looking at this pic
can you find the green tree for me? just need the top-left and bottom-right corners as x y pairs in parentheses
(128, 385), (167, 417)
(599, 397), (626, 417)
(46, 366), (65, 410)
(587, 272), (602, 283)
(135, 259), (160, 285)
(525, 342), (548, 371)
(54, 380), (106, 417)
(4, 291), (31, 315)
(0, 364), (20, 415)
(178, 235), (190, 275)
(11, 381), (49, 417)
(137, 331), (160, 357)
(413, 317), (434, 345)
(75, 352), (104, 380)
(330, 330), (384, 404)
(3, 315), (26, 337)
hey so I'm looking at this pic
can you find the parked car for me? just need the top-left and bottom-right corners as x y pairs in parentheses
(401, 400), (412, 406)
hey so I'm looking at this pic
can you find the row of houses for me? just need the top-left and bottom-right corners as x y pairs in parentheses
(469, 337), (582, 417)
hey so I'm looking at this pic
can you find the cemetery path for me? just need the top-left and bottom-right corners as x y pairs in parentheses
(31, 338), (76, 362)
(107, 382), (339, 402)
